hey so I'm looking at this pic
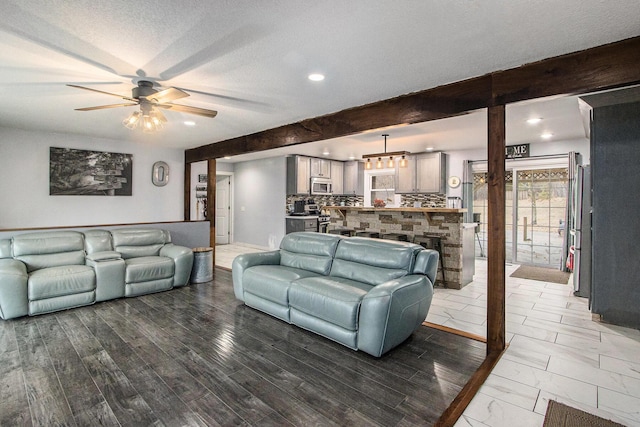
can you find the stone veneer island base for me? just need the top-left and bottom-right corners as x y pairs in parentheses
(326, 207), (476, 289)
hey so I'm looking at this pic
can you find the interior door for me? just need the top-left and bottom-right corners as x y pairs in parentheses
(215, 175), (230, 244)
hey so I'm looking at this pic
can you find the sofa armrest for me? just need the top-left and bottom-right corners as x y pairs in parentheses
(160, 244), (194, 287)
(0, 259), (29, 320)
(232, 251), (281, 301)
(358, 275), (434, 357)
(412, 249), (439, 286)
(86, 256), (126, 302)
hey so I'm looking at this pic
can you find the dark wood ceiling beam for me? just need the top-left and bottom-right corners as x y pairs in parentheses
(186, 76), (493, 163)
(186, 36), (640, 163)
(492, 36), (640, 105)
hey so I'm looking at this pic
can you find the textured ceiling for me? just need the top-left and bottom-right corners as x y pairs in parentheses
(0, 0), (638, 155)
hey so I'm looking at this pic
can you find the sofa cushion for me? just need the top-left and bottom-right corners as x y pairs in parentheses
(111, 229), (168, 259)
(28, 265), (95, 301)
(279, 232), (341, 275)
(243, 265), (321, 305)
(83, 230), (113, 254)
(330, 238), (422, 286)
(289, 276), (373, 331)
(124, 256), (174, 283)
(12, 231), (86, 273)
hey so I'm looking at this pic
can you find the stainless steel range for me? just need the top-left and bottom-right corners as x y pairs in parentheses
(318, 213), (331, 233)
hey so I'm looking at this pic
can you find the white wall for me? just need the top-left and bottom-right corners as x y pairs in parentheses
(233, 156), (286, 249)
(0, 127), (185, 229)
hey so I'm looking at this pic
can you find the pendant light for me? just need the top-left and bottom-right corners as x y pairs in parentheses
(362, 134), (410, 168)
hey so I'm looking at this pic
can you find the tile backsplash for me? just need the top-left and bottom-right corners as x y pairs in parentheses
(286, 193), (446, 211)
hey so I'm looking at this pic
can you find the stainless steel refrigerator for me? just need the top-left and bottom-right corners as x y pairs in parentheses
(571, 165), (591, 299)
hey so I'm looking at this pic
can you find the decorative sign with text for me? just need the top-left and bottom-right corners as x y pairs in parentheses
(506, 143), (530, 159)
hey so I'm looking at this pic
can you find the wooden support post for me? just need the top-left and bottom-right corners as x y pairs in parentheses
(184, 161), (191, 221)
(487, 104), (506, 354)
(207, 159), (216, 255)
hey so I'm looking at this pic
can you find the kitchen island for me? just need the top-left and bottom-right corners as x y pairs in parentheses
(326, 206), (475, 289)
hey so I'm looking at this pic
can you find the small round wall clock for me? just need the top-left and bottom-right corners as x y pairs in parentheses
(448, 176), (461, 188)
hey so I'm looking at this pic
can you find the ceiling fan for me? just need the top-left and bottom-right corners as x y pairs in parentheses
(67, 80), (218, 132)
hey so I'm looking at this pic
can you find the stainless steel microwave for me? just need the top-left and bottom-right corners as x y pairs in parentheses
(310, 177), (332, 195)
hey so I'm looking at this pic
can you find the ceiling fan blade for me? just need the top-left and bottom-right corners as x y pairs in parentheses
(67, 84), (137, 102)
(75, 103), (138, 111)
(156, 103), (218, 118)
(144, 87), (189, 104)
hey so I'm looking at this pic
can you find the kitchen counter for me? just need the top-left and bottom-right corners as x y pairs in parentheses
(285, 215), (319, 219)
(325, 206), (466, 213)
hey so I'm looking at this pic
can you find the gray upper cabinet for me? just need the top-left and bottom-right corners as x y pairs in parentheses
(310, 158), (331, 178)
(286, 156), (310, 195)
(343, 161), (364, 195)
(395, 156), (417, 193)
(416, 152), (446, 193)
(330, 161), (344, 194)
(395, 152), (446, 193)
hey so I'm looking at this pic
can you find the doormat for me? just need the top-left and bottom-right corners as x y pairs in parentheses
(510, 265), (570, 284)
(543, 400), (625, 427)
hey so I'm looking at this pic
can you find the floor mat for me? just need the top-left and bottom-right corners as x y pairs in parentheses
(543, 400), (625, 427)
(509, 265), (570, 284)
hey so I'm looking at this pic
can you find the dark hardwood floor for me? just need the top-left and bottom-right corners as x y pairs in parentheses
(0, 268), (485, 426)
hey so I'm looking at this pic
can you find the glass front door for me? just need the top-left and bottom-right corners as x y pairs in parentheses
(473, 166), (568, 268)
(514, 168), (568, 267)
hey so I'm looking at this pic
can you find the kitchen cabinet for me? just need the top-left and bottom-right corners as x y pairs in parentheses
(343, 161), (364, 195)
(286, 156), (310, 195)
(310, 158), (331, 178)
(395, 152), (446, 193)
(286, 217), (318, 234)
(330, 161), (344, 194)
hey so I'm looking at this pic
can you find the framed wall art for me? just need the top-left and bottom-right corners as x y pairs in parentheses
(49, 147), (133, 196)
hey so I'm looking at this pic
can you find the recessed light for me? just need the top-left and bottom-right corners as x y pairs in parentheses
(348, 155), (355, 160)
(527, 118), (542, 125)
(322, 150), (330, 156)
(541, 132), (553, 139)
(425, 147), (434, 152)
(223, 156), (231, 160)
(184, 121), (196, 126)
(308, 73), (325, 82)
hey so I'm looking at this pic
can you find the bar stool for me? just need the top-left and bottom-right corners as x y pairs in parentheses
(355, 231), (380, 238)
(413, 235), (445, 286)
(329, 228), (355, 237)
(381, 233), (409, 241)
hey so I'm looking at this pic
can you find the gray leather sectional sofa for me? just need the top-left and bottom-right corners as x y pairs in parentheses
(0, 228), (193, 320)
(232, 232), (438, 357)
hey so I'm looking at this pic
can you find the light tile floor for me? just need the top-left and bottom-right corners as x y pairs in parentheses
(216, 244), (640, 426)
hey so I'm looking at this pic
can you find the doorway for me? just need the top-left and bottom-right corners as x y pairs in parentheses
(473, 163), (569, 268)
(215, 174), (232, 245)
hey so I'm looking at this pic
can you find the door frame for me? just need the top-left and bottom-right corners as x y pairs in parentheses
(215, 171), (234, 244)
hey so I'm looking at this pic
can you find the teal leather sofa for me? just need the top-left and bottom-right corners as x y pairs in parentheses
(232, 232), (438, 357)
(0, 228), (193, 320)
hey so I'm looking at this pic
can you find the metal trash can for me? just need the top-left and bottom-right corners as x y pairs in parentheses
(191, 247), (213, 283)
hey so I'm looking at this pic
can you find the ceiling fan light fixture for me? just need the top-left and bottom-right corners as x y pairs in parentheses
(123, 111), (141, 129)
(140, 111), (164, 133)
